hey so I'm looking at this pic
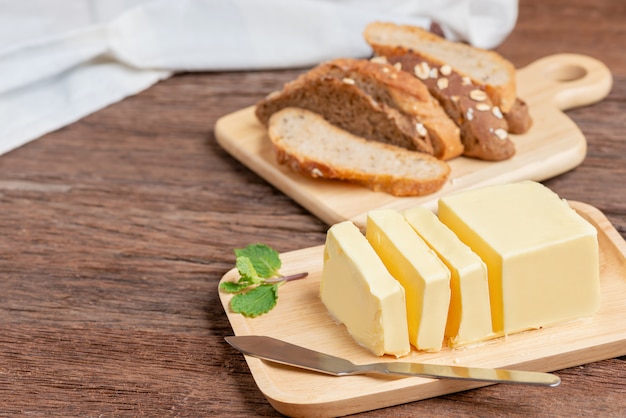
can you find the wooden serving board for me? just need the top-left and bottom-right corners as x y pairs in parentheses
(215, 54), (612, 228)
(219, 201), (626, 417)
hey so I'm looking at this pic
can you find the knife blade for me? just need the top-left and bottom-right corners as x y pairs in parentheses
(225, 335), (561, 387)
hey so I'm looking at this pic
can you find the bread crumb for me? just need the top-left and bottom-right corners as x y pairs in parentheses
(437, 77), (449, 90)
(461, 76), (472, 86)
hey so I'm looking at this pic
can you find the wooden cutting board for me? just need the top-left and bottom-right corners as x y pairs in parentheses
(215, 54), (612, 228)
(219, 201), (626, 417)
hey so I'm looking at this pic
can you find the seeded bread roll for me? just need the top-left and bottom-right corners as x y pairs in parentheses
(364, 22), (532, 161)
(256, 58), (463, 160)
(268, 107), (451, 197)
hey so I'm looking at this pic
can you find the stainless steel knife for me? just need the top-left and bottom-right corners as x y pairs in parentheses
(225, 335), (561, 387)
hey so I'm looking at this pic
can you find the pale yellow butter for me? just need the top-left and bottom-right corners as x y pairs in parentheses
(366, 209), (451, 352)
(438, 181), (601, 336)
(320, 220), (410, 357)
(403, 206), (493, 347)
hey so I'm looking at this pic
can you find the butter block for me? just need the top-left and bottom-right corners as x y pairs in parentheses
(403, 206), (493, 347)
(320, 220), (410, 357)
(438, 181), (601, 335)
(366, 209), (451, 352)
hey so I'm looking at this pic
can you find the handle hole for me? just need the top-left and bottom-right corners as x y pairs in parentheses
(546, 64), (587, 82)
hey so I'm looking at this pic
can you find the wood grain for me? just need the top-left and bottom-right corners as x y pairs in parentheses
(0, 0), (624, 416)
(218, 202), (626, 417)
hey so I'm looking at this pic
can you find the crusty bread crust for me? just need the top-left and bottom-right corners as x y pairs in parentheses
(256, 58), (463, 160)
(268, 107), (450, 197)
(364, 22), (530, 161)
(374, 52), (515, 161)
(364, 22), (517, 112)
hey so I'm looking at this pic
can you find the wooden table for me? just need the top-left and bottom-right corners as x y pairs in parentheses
(1, 0), (624, 416)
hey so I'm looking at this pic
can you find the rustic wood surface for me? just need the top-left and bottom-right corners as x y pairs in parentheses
(0, 0), (624, 416)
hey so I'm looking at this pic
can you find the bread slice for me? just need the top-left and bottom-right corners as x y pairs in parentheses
(256, 58), (463, 160)
(364, 22), (532, 161)
(268, 107), (450, 197)
(364, 22), (517, 112)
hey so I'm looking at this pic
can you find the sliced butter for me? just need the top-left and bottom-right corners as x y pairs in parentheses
(320, 220), (410, 357)
(366, 209), (451, 352)
(403, 206), (493, 347)
(438, 181), (601, 336)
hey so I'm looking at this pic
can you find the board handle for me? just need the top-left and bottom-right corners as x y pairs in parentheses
(516, 53), (612, 111)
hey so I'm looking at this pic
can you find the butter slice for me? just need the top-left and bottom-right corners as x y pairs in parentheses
(403, 206), (493, 347)
(438, 181), (601, 335)
(320, 220), (410, 357)
(366, 209), (451, 352)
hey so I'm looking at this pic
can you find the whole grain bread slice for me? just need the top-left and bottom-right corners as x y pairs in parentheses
(256, 58), (463, 160)
(267, 107), (450, 197)
(364, 22), (532, 161)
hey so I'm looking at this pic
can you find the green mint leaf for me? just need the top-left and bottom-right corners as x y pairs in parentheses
(234, 244), (281, 278)
(230, 283), (279, 317)
(235, 256), (261, 283)
(219, 281), (250, 293)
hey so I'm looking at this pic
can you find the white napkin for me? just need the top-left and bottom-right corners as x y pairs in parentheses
(0, 0), (518, 156)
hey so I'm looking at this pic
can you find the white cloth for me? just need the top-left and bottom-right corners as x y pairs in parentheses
(0, 0), (518, 155)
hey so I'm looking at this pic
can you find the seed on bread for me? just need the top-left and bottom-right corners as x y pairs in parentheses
(370, 56), (388, 64)
(413, 62), (430, 80)
(469, 89), (488, 101)
(494, 128), (508, 140)
(416, 122), (428, 137)
(437, 77), (449, 90)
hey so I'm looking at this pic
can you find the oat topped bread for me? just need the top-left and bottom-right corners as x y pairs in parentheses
(256, 58), (463, 161)
(364, 22), (518, 112)
(364, 22), (532, 161)
(268, 107), (451, 197)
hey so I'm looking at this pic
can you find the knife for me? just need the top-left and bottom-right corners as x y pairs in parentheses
(225, 335), (561, 387)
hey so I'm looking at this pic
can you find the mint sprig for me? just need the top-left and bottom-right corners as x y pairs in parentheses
(220, 243), (308, 317)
